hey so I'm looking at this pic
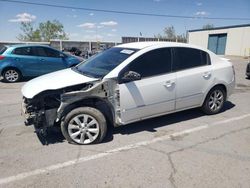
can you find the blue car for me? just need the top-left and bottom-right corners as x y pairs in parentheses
(0, 45), (81, 82)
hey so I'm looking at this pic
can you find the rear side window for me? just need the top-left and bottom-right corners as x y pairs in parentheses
(12, 47), (33, 56)
(173, 47), (210, 71)
(125, 48), (172, 78)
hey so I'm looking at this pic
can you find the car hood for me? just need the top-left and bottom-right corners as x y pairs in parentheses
(22, 68), (99, 99)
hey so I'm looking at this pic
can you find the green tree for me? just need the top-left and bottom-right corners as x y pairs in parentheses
(18, 20), (68, 42)
(202, 24), (214, 29)
(38, 20), (68, 42)
(17, 22), (41, 41)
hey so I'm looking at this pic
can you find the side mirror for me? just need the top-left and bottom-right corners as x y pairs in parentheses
(121, 71), (141, 83)
(60, 53), (66, 58)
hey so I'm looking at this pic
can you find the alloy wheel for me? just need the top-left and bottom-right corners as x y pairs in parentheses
(208, 90), (224, 112)
(4, 69), (19, 82)
(68, 114), (100, 144)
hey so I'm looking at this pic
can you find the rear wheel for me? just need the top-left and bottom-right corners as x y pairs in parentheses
(202, 86), (226, 115)
(3, 68), (21, 83)
(61, 107), (107, 145)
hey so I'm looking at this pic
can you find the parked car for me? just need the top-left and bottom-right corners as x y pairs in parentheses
(21, 42), (235, 145)
(246, 62), (250, 78)
(0, 45), (81, 82)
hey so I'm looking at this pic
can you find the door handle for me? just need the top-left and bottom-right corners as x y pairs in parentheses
(164, 80), (175, 88)
(203, 72), (211, 78)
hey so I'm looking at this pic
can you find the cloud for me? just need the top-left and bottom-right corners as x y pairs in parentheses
(9, 12), (36, 22)
(68, 33), (79, 37)
(85, 30), (96, 33)
(97, 25), (104, 29)
(83, 34), (103, 41)
(77, 22), (96, 29)
(107, 33), (116, 37)
(153, 0), (162, 2)
(100, 21), (118, 26)
(89, 13), (94, 16)
(111, 29), (117, 32)
(195, 11), (208, 16)
(196, 2), (202, 6)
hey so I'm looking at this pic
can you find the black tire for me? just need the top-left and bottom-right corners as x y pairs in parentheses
(61, 107), (107, 145)
(2, 68), (21, 83)
(202, 86), (226, 115)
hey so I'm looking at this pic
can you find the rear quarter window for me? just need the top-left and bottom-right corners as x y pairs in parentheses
(0, 46), (7, 54)
(173, 47), (210, 71)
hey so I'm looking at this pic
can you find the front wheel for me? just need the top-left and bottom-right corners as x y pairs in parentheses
(202, 86), (226, 115)
(61, 107), (107, 145)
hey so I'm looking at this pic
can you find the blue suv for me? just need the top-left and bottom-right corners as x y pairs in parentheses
(0, 45), (81, 82)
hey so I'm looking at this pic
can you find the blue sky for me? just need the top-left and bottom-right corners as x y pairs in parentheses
(0, 0), (249, 42)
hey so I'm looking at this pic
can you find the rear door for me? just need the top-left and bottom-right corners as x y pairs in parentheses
(118, 48), (176, 124)
(173, 47), (213, 110)
(11, 46), (40, 76)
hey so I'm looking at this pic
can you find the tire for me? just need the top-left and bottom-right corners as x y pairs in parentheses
(202, 86), (226, 115)
(2, 68), (21, 83)
(61, 107), (107, 145)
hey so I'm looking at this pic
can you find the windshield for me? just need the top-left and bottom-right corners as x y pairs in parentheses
(73, 47), (138, 78)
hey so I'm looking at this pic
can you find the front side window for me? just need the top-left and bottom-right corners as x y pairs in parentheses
(173, 47), (210, 71)
(74, 47), (137, 78)
(44, 48), (60, 58)
(12, 47), (33, 56)
(33, 47), (47, 57)
(123, 48), (172, 78)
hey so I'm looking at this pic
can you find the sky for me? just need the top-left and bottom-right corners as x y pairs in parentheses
(0, 0), (249, 42)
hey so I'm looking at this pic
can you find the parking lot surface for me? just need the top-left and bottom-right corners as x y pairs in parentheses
(0, 56), (250, 188)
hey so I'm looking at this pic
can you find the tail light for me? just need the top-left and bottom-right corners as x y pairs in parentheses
(0, 55), (5, 60)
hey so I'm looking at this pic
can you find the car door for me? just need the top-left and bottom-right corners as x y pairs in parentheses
(34, 47), (67, 74)
(11, 46), (42, 76)
(173, 47), (213, 110)
(118, 48), (176, 124)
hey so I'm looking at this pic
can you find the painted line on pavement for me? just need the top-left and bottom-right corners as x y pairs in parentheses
(0, 113), (250, 185)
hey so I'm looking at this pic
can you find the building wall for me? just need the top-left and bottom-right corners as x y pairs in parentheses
(188, 26), (250, 56)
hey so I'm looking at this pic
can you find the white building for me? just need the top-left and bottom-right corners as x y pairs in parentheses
(188, 24), (250, 57)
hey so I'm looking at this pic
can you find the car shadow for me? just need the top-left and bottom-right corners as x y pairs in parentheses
(37, 101), (235, 145)
(105, 101), (235, 141)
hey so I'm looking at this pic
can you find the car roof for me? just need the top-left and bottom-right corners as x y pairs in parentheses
(116, 41), (207, 51)
(8, 44), (51, 48)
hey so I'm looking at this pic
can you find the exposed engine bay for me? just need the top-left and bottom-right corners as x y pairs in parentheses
(22, 80), (121, 136)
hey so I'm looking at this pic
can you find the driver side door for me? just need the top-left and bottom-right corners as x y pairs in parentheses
(118, 48), (176, 124)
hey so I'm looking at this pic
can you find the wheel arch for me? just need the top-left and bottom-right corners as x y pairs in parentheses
(59, 97), (115, 127)
(202, 83), (227, 106)
(1, 66), (23, 77)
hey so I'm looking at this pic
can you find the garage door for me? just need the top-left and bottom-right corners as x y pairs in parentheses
(208, 34), (227, 55)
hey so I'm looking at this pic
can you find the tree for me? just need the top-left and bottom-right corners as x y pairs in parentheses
(202, 24), (214, 29)
(17, 22), (41, 41)
(38, 20), (68, 42)
(164, 26), (176, 40)
(155, 25), (187, 42)
(18, 20), (68, 42)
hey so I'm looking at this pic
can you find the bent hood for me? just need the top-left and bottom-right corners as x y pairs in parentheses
(22, 68), (98, 99)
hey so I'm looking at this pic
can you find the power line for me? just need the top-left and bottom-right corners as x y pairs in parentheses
(1, 0), (250, 21)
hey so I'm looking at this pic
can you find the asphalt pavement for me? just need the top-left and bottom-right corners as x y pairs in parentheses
(0, 56), (250, 188)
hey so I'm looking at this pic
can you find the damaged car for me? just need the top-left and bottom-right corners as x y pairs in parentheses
(21, 42), (235, 145)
